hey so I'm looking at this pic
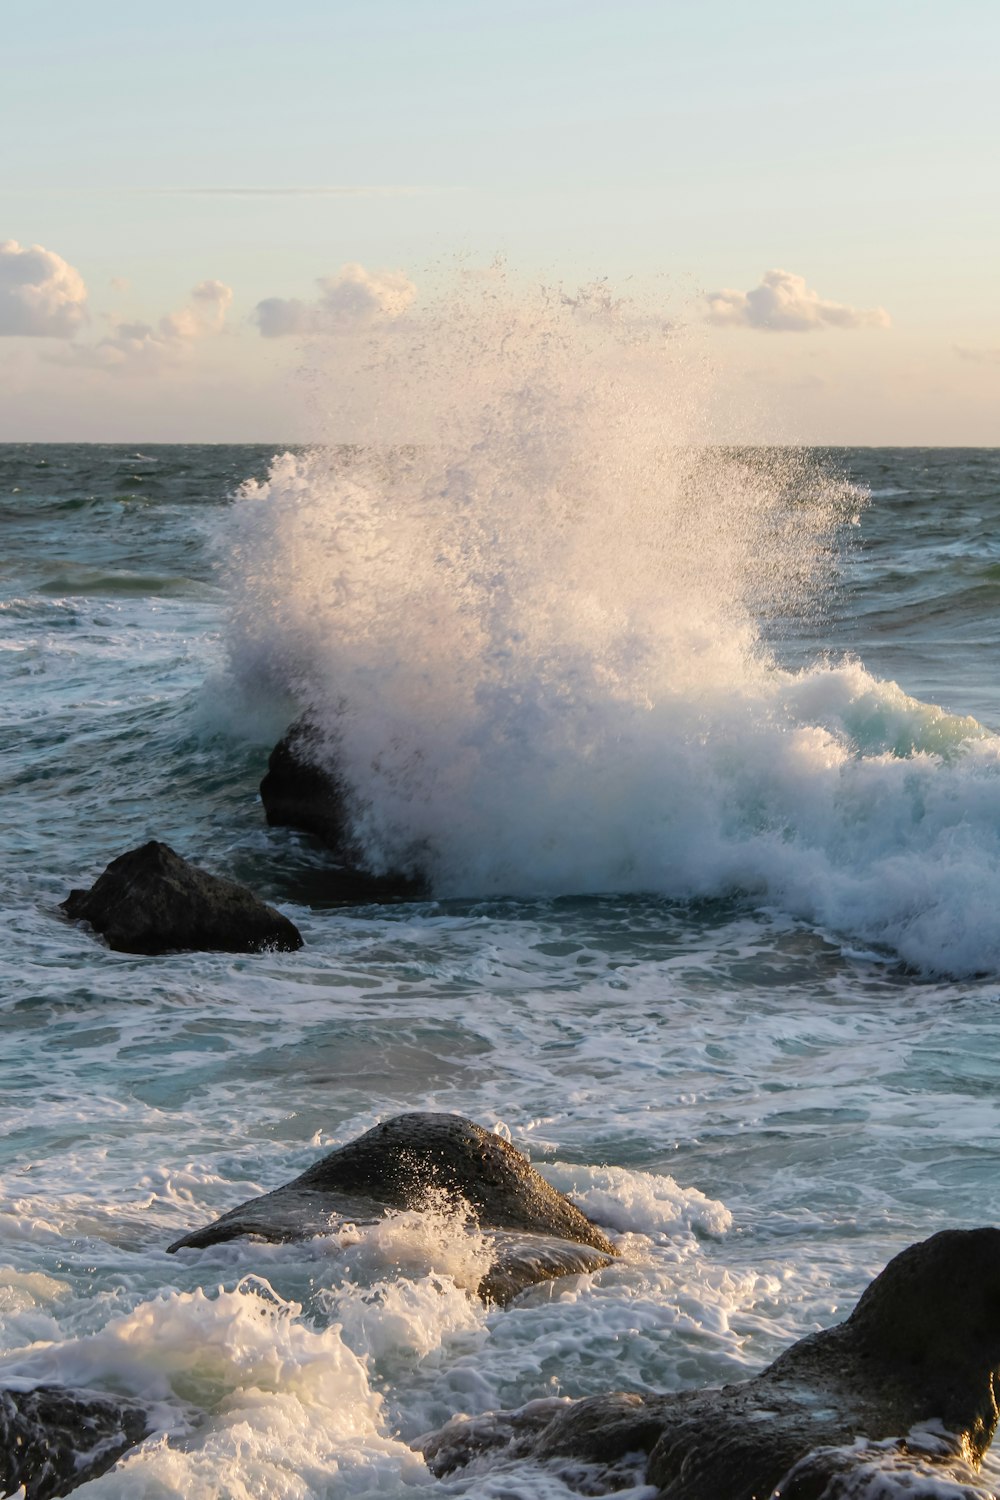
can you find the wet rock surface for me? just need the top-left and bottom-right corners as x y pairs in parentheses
(422, 1228), (1000, 1497)
(260, 718), (352, 851)
(260, 720), (428, 902)
(167, 1111), (616, 1302)
(61, 840), (303, 955)
(773, 1439), (995, 1499)
(0, 1385), (149, 1499)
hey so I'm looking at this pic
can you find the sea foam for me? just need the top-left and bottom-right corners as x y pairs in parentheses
(0, 1279), (428, 1499)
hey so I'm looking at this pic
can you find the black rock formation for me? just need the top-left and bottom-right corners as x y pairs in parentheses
(61, 840), (303, 955)
(260, 719), (428, 902)
(422, 1228), (1000, 1497)
(260, 718), (352, 850)
(167, 1111), (616, 1303)
(0, 1385), (149, 1499)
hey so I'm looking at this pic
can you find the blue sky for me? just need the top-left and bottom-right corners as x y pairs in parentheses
(3, 0), (999, 441)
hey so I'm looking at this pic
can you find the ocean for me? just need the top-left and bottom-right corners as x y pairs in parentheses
(4, 431), (1000, 1497)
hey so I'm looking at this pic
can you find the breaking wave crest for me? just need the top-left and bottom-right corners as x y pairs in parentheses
(221, 270), (1000, 976)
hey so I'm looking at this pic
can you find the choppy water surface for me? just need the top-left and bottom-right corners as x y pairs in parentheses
(3, 438), (1000, 1498)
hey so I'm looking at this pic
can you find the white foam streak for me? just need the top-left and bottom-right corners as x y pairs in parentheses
(770, 1437), (996, 1499)
(331, 1274), (484, 1367)
(327, 1197), (494, 1297)
(539, 1162), (732, 1240)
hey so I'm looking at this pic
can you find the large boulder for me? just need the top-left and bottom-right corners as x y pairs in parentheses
(0, 1385), (149, 1499)
(61, 840), (303, 955)
(260, 720), (428, 902)
(422, 1228), (1000, 1497)
(168, 1112), (616, 1303)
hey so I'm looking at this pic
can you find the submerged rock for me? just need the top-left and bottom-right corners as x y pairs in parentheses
(167, 1111), (616, 1303)
(260, 719), (428, 902)
(0, 1384), (149, 1499)
(422, 1228), (1000, 1496)
(61, 840), (303, 955)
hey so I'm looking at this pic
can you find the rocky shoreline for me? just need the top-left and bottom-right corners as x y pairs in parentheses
(6, 1155), (1000, 1499)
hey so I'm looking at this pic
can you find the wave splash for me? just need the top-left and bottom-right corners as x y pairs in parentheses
(221, 270), (1000, 976)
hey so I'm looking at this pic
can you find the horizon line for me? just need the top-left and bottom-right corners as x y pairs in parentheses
(3, 440), (998, 451)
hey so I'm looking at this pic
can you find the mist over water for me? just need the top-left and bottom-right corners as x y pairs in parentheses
(223, 274), (1000, 975)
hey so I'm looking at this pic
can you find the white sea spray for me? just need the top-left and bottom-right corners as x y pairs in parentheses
(220, 271), (1000, 976)
(0, 1278), (430, 1498)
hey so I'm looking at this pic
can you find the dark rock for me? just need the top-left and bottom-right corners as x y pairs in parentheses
(0, 1385), (149, 1499)
(422, 1228), (1000, 1496)
(476, 1232), (614, 1304)
(167, 1111), (616, 1303)
(260, 720), (428, 903)
(260, 718), (352, 850)
(421, 1392), (658, 1479)
(61, 840), (303, 955)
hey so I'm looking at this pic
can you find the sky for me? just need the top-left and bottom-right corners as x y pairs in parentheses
(2, 0), (998, 444)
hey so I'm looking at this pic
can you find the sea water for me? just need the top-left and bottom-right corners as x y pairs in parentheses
(3, 280), (1000, 1498)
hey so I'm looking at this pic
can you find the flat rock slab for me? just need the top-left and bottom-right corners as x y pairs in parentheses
(62, 840), (303, 955)
(423, 1228), (1000, 1497)
(0, 1385), (149, 1499)
(168, 1111), (616, 1303)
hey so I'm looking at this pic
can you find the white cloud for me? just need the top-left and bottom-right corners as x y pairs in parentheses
(159, 278), (232, 340)
(0, 240), (88, 337)
(69, 279), (232, 373)
(706, 269), (890, 333)
(255, 262), (416, 338)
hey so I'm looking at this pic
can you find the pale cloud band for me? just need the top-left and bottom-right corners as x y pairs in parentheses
(147, 186), (434, 198)
(706, 268), (890, 333)
(70, 280), (233, 374)
(0, 240), (88, 337)
(0, 240), (232, 373)
(255, 262), (416, 337)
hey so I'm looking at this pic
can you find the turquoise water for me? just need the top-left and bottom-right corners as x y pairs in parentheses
(3, 442), (1000, 1498)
